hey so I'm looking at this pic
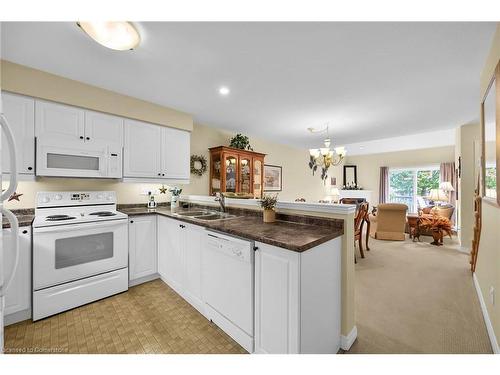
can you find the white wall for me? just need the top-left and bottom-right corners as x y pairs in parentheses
(475, 23), (500, 352)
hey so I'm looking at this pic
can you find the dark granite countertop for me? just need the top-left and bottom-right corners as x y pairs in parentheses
(119, 205), (343, 252)
(2, 209), (35, 229)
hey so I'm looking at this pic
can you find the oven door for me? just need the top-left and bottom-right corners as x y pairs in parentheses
(33, 219), (128, 290)
(36, 137), (109, 178)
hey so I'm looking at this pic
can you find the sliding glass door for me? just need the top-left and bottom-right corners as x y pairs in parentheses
(389, 167), (440, 213)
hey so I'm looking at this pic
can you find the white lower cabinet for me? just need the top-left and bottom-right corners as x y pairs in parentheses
(158, 216), (183, 291)
(157, 216), (204, 314)
(254, 242), (300, 354)
(181, 223), (205, 312)
(156, 215), (342, 354)
(254, 237), (342, 354)
(128, 215), (158, 284)
(3, 226), (32, 325)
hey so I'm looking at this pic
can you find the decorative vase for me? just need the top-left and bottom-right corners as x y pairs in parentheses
(263, 208), (276, 223)
(171, 195), (179, 209)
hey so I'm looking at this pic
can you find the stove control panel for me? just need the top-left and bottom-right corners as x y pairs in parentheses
(71, 193), (90, 201)
(36, 191), (117, 207)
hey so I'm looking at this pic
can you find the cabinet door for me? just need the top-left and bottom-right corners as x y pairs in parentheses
(253, 158), (263, 198)
(254, 242), (300, 354)
(223, 153), (239, 193)
(3, 227), (31, 317)
(123, 119), (162, 178)
(129, 216), (157, 281)
(84, 110), (124, 145)
(182, 223), (204, 312)
(157, 216), (183, 292)
(161, 127), (190, 180)
(35, 100), (85, 141)
(1, 93), (35, 175)
(239, 155), (253, 194)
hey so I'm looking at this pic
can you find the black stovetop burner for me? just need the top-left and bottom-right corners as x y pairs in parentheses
(89, 211), (117, 217)
(46, 215), (76, 221)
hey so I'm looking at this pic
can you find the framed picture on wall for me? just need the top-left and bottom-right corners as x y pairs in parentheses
(264, 165), (282, 191)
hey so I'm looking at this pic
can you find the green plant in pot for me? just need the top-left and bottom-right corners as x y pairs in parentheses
(229, 133), (254, 151)
(169, 186), (183, 209)
(260, 194), (278, 223)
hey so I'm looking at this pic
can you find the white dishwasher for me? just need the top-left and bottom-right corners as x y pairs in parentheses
(202, 230), (254, 353)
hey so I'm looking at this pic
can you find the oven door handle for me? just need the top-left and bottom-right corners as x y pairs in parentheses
(1, 114), (19, 201)
(33, 218), (128, 233)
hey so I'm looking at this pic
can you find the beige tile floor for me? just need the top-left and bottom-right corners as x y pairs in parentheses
(4, 279), (247, 354)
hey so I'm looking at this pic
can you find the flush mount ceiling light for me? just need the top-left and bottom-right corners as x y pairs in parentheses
(219, 86), (230, 96)
(77, 21), (140, 51)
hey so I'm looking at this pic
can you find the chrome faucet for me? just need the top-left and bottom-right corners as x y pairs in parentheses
(215, 192), (226, 212)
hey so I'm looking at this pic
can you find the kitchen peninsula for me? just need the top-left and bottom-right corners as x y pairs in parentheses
(120, 195), (356, 354)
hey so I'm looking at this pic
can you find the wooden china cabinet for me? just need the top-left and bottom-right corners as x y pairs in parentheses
(209, 146), (266, 198)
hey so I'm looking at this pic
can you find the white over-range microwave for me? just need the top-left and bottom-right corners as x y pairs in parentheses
(36, 136), (122, 178)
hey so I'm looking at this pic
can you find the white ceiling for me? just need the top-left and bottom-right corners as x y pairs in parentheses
(1, 22), (495, 149)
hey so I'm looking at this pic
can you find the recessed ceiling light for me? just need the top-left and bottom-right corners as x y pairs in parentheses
(219, 86), (230, 96)
(77, 21), (140, 51)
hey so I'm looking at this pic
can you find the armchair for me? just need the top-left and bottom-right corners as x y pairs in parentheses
(369, 203), (408, 241)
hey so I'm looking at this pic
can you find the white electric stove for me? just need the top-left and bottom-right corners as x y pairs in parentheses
(32, 191), (129, 321)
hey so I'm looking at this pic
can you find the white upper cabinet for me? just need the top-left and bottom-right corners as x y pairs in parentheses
(161, 126), (190, 180)
(35, 100), (85, 141)
(123, 119), (162, 178)
(36, 101), (123, 146)
(123, 119), (190, 181)
(1, 92), (35, 175)
(84, 110), (124, 145)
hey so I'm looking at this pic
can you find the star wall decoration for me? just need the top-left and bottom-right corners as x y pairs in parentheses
(8, 191), (23, 202)
(159, 185), (168, 194)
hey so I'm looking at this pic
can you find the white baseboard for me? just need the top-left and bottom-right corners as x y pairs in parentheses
(340, 325), (357, 351)
(4, 308), (31, 326)
(457, 246), (469, 254)
(473, 273), (499, 354)
(129, 273), (160, 287)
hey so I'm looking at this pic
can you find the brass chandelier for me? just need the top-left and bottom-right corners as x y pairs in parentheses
(308, 125), (346, 182)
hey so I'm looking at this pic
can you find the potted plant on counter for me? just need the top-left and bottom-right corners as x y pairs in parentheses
(260, 194), (278, 223)
(169, 186), (183, 209)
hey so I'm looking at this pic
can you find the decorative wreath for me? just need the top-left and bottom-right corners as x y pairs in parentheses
(190, 155), (208, 176)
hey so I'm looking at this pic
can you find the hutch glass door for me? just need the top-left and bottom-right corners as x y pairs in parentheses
(239, 156), (252, 194)
(211, 152), (222, 195)
(224, 154), (238, 193)
(253, 158), (263, 198)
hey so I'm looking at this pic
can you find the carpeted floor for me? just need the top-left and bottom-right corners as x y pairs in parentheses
(346, 234), (492, 354)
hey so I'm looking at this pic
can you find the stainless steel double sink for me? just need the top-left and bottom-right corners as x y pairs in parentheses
(174, 209), (238, 221)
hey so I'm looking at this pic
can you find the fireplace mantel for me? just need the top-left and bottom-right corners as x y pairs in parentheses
(339, 190), (374, 206)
